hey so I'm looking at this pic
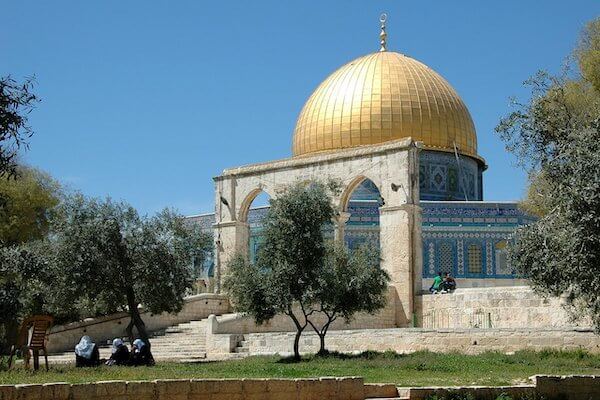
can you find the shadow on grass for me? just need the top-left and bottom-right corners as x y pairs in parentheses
(276, 349), (407, 363)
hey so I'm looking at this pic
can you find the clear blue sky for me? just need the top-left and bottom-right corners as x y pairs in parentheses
(2, 1), (598, 215)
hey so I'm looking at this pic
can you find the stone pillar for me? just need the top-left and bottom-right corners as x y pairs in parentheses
(213, 220), (249, 293)
(379, 203), (422, 327)
(333, 212), (351, 244)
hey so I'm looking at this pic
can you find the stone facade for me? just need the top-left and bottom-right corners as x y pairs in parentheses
(417, 286), (588, 329)
(213, 138), (422, 327)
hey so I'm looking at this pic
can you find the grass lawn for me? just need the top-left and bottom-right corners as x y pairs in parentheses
(1, 350), (600, 386)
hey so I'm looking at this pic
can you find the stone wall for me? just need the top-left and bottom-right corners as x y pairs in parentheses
(416, 286), (588, 329)
(0, 377), (365, 400)
(47, 293), (230, 353)
(210, 288), (398, 335)
(208, 327), (600, 357)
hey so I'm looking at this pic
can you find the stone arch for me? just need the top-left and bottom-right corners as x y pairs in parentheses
(339, 175), (382, 212)
(238, 187), (273, 222)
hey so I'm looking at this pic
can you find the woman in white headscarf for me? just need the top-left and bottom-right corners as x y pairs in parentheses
(74, 335), (100, 367)
(105, 338), (130, 366)
(130, 338), (154, 366)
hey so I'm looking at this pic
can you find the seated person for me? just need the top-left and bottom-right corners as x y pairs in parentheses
(75, 335), (100, 367)
(129, 338), (155, 366)
(106, 338), (130, 366)
(429, 272), (443, 294)
(442, 272), (456, 292)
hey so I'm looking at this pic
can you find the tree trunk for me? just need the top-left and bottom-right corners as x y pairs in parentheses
(293, 328), (303, 361)
(318, 333), (326, 355)
(126, 287), (150, 349)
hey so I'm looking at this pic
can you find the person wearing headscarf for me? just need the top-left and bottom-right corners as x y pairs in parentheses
(105, 338), (130, 366)
(129, 338), (155, 366)
(74, 335), (100, 367)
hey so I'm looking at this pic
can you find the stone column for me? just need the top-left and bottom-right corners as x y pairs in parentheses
(333, 212), (351, 244)
(379, 203), (422, 327)
(213, 220), (249, 293)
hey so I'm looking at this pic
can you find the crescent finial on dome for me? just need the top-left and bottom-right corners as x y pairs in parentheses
(379, 13), (388, 52)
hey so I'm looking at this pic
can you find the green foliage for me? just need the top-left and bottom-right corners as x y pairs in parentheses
(577, 18), (600, 92)
(310, 243), (389, 353)
(34, 194), (212, 342)
(0, 76), (39, 178)
(225, 181), (337, 359)
(496, 17), (600, 330)
(0, 166), (61, 246)
(0, 245), (49, 352)
(226, 180), (390, 357)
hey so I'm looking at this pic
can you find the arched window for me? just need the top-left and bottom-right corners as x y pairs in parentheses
(344, 179), (381, 251)
(438, 242), (454, 275)
(467, 243), (483, 274)
(495, 241), (511, 275)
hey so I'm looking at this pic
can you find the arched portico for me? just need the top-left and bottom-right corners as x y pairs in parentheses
(213, 138), (423, 327)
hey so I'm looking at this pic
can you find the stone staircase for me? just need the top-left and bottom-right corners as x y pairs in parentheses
(233, 337), (249, 354)
(47, 319), (209, 364)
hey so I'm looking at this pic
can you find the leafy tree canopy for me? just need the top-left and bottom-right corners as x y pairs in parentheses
(35, 194), (212, 344)
(0, 166), (61, 246)
(0, 76), (39, 178)
(225, 181), (389, 358)
(496, 17), (600, 329)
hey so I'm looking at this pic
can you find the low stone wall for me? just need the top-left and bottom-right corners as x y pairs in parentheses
(47, 293), (230, 353)
(534, 375), (600, 400)
(416, 286), (588, 329)
(0, 377), (365, 400)
(401, 375), (600, 400)
(400, 385), (536, 400)
(211, 288), (398, 335)
(420, 278), (529, 290)
(208, 327), (600, 357)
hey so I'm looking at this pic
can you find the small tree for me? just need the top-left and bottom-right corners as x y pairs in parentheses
(309, 243), (389, 355)
(44, 194), (211, 345)
(0, 76), (39, 178)
(224, 181), (336, 360)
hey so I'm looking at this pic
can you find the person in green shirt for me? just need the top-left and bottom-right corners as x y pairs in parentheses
(429, 272), (443, 294)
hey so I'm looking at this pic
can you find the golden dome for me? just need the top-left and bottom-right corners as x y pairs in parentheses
(292, 51), (478, 158)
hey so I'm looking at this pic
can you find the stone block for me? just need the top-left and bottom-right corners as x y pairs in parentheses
(71, 383), (97, 400)
(95, 381), (127, 400)
(363, 383), (398, 398)
(155, 379), (191, 400)
(189, 379), (214, 400)
(266, 378), (296, 400)
(14, 385), (43, 400)
(126, 381), (155, 400)
(241, 379), (268, 400)
(41, 383), (70, 400)
(211, 379), (242, 400)
(0, 385), (16, 400)
(337, 377), (364, 400)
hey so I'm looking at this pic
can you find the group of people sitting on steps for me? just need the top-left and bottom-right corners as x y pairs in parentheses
(429, 271), (457, 294)
(74, 335), (155, 367)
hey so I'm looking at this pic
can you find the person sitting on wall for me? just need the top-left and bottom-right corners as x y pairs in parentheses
(442, 272), (457, 293)
(429, 271), (444, 294)
(129, 338), (155, 366)
(105, 338), (130, 366)
(75, 335), (101, 367)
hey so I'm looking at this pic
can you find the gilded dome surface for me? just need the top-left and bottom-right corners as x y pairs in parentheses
(292, 51), (478, 158)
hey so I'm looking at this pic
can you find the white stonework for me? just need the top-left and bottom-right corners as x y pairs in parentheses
(213, 138), (422, 327)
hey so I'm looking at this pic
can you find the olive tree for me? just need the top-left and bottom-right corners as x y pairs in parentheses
(43, 194), (211, 345)
(225, 181), (390, 359)
(224, 181), (337, 360)
(496, 17), (600, 329)
(309, 243), (389, 355)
